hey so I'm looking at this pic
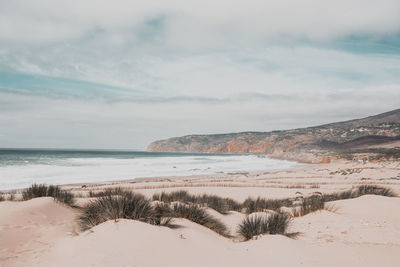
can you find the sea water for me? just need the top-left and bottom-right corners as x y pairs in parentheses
(0, 149), (298, 190)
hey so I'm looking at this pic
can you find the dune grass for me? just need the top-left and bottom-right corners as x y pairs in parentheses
(152, 190), (293, 215)
(238, 212), (291, 240)
(79, 190), (155, 230)
(78, 184), (396, 234)
(22, 184), (74, 205)
(152, 190), (196, 203)
(197, 194), (242, 214)
(151, 185), (396, 217)
(88, 188), (125, 198)
(152, 203), (174, 226)
(80, 189), (228, 236)
(243, 185), (397, 217)
(171, 203), (229, 236)
(290, 185), (397, 217)
(321, 185), (398, 202)
(243, 197), (292, 214)
(291, 194), (326, 217)
(152, 190), (241, 214)
(353, 184), (397, 197)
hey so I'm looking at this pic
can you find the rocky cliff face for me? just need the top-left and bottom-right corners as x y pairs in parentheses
(147, 109), (400, 161)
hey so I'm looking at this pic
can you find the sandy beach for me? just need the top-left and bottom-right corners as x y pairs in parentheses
(2, 1), (400, 266)
(1, 159), (400, 266)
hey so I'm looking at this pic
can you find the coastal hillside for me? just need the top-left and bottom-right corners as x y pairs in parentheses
(147, 109), (400, 162)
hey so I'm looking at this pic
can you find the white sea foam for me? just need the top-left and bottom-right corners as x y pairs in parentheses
(0, 154), (299, 190)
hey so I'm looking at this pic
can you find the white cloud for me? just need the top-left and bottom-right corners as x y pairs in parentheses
(0, 0), (399, 46)
(3, 45), (400, 98)
(1, 0), (400, 148)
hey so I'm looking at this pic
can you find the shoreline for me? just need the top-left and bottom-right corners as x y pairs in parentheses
(4, 158), (400, 196)
(0, 153), (303, 192)
(0, 166), (304, 193)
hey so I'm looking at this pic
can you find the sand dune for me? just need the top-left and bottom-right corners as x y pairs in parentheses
(1, 193), (399, 266)
(0, 198), (78, 267)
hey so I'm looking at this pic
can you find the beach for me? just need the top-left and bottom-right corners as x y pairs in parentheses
(2, 1), (400, 266)
(1, 159), (400, 266)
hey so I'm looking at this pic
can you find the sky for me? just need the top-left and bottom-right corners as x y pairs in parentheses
(1, 0), (400, 149)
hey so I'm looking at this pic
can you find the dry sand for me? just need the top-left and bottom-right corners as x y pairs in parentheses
(1, 160), (400, 266)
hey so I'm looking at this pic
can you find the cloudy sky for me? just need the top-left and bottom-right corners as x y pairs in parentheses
(1, 0), (400, 149)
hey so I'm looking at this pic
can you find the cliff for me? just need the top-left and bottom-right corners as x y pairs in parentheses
(147, 109), (400, 162)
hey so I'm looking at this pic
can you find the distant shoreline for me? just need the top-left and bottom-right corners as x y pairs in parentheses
(0, 151), (300, 191)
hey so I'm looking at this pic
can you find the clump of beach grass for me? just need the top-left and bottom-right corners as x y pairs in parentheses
(199, 194), (242, 214)
(171, 203), (229, 236)
(80, 190), (227, 235)
(238, 212), (291, 240)
(152, 203), (174, 226)
(22, 184), (74, 205)
(88, 187), (125, 198)
(292, 185), (396, 217)
(79, 190), (154, 231)
(152, 190), (241, 214)
(321, 184), (397, 203)
(354, 184), (397, 197)
(152, 190), (195, 203)
(293, 194), (325, 217)
(243, 197), (292, 214)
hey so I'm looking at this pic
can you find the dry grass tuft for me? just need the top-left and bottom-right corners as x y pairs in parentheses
(22, 184), (74, 205)
(152, 190), (241, 214)
(88, 187), (126, 198)
(321, 184), (398, 202)
(243, 197), (292, 214)
(238, 212), (291, 240)
(80, 189), (229, 234)
(171, 203), (229, 236)
(79, 190), (154, 230)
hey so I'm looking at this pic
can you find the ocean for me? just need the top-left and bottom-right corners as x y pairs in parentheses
(0, 149), (299, 190)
